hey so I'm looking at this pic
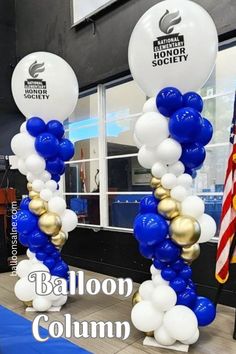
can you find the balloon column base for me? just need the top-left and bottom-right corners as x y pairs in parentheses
(25, 306), (62, 313)
(143, 337), (189, 352)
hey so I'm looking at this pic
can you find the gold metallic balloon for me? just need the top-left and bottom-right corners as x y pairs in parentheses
(150, 177), (161, 189)
(29, 198), (47, 216)
(132, 291), (142, 307)
(27, 182), (33, 192)
(29, 190), (40, 200)
(154, 186), (170, 200)
(23, 300), (33, 307)
(39, 212), (62, 236)
(146, 331), (154, 337)
(51, 231), (68, 248)
(158, 198), (180, 220)
(170, 216), (201, 247)
(233, 195), (236, 211)
(181, 243), (200, 263)
(233, 153), (236, 163)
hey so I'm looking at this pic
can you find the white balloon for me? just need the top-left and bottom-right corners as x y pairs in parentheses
(14, 277), (36, 302)
(161, 173), (177, 190)
(131, 301), (164, 332)
(32, 179), (45, 192)
(154, 326), (176, 346)
(27, 172), (37, 182)
(30, 263), (50, 274)
(17, 158), (27, 176)
(61, 209), (78, 232)
(52, 294), (68, 307)
(168, 161), (185, 177)
(138, 146), (157, 169)
(163, 305), (198, 341)
(40, 188), (53, 202)
(181, 329), (200, 345)
(139, 280), (155, 301)
(181, 196), (205, 219)
(133, 134), (142, 149)
(25, 154), (46, 175)
(151, 162), (168, 178)
(143, 97), (157, 113)
(20, 122), (27, 133)
(12, 52), (79, 122)
(171, 186), (189, 202)
(134, 112), (169, 147)
(11, 132), (36, 158)
(128, 0), (218, 96)
(156, 139), (182, 165)
(40, 171), (51, 182)
(33, 296), (52, 312)
(198, 214), (217, 243)
(27, 249), (35, 259)
(177, 174), (193, 188)
(152, 274), (169, 287)
(45, 180), (57, 192)
(151, 285), (177, 312)
(16, 260), (33, 278)
(150, 265), (161, 276)
(48, 196), (66, 216)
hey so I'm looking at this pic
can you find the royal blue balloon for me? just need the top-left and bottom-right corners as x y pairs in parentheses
(155, 239), (181, 263)
(36, 251), (47, 261)
(46, 157), (65, 175)
(26, 117), (46, 137)
(185, 167), (197, 179)
(28, 229), (48, 248)
(35, 132), (59, 159)
(140, 196), (158, 214)
(181, 143), (206, 169)
(161, 267), (177, 281)
(51, 250), (61, 261)
(16, 210), (37, 234)
(51, 174), (61, 183)
(51, 261), (69, 278)
(187, 279), (197, 290)
(177, 289), (197, 308)
(193, 297), (216, 326)
(171, 259), (185, 271)
(198, 118), (213, 146)
(169, 108), (203, 143)
(43, 243), (56, 255)
(183, 92), (203, 113)
(59, 138), (75, 161)
(20, 197), (31, 210)
(179, 265), (193, 280)
(44, 257), (56, 270)
(134, 213), (168, 246)
(139, 243), (155, 259)
(46, 120), (65, 139)
(18, 233), (29, 247)
(153, 259), (165, 270)
(170, 277), (187, 293)
(156, 87), (183, 117)
(29, 245), (41, 253)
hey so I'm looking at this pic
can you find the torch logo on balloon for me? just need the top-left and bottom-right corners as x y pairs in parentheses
(11, 52), (79, 312)
(129, 0), (218, 348)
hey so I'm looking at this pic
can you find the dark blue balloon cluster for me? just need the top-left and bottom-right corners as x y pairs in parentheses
(26, 117), (75, 182)
(134, 195), (216, 327)
(156, 87), (213, 178)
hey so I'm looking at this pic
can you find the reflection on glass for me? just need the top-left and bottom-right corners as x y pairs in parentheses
(65, 162), (100, 194)
(66, 195), (100, 226)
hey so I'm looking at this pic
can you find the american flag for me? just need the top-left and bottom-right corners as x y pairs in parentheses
(216, 93), (236, 284)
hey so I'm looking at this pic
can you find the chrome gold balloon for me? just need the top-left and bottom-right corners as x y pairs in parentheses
(233, 195), (236, 211)
(181, 243), (200, 263)
(150, 177), (161, 189)
(29, 198), (47, 216)
(39, 212), (62, 236)
(51, 231), (68, 249)
(158, 198), (180, 220)
(132, 291), (142, 307)
(27, 182), (33, 192)
(154, 186), (170, 200)
(29, 190), (40, 200)
(170, 216), (201, 247)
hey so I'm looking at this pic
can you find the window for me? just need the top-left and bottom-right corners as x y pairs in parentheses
(64, 42), (236, 239)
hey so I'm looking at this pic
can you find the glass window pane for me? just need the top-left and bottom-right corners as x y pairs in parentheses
(66, 194), (100, 226)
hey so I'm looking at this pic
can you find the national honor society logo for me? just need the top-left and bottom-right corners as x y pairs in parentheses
(152, 10), (189, 67)
(24, 61), (50, 100)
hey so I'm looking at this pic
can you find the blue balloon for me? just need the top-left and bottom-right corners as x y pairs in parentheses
(43, 243), (56, 255)
(155, 239), (181, 263)
(46, 157), (65, 175)
(181, 143), (206, 169)
(187, 279), (197, 291)
(20, 197), (31, 210)
(179, 265), (193, 280)
(28, 229), (48, 248)
(36, 251), (47, 261)
(193, 297), (216, 326)
(46, 120), (65, 139)
(198, 118), (213, 146)
(185, 167), (197, 179)
(16, 210), (37, 234)
(153, 259), (165, 270)
(51, 174), (61, 182)
(51, 250), (61, 261)
(19, 233), (29, 247)
(170, 277), (187, 293)
(140, 196), (158, 214)
(156, 87), (183, 117)
(44, 257), (56, 270)
(177, 289), (197, 308)
(35, 132), (59, 159)
(171, 259), (185, 271)
(29, 245), (41, 253)
(59, 139), (75, 161)
(183, 92), (203, 113)
(169, 108), (203, 143)
(134, 213), (168, 246)
(161, 267), (177, 281)
(51, 261), (69, 278)
(26, 117), (46, 137)
(139, 243), (155, 259)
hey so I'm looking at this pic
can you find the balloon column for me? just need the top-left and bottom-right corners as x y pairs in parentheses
(129, 0), (218, 348)
(11, 52), (79, 312)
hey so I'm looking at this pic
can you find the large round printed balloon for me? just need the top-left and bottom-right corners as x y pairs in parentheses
(128, 0), (218, 96)
(11, 52), (79, 122)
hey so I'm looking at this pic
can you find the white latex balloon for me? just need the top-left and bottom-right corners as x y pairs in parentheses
(14, 277), (36, 302)
(168, 161), (185, 177)
(181, 329), (200, 345)
(25, 154), (46, 175)
(32, 179), (45, 192)
(171, 186), (189, 202)
(30, 263), (50, 274)
(131, 301), (164, 332)
(128, 0), (218, 96)
(12, 52), (79, 122)
(163, 305), (198, 341)
(18, 158), (27, 176)
(177, 174), (193, 188)
(134, 112), (169, 147)
(181, 196), (205, 219)
(156, 139), (182, 165)
(152, 274), (169, 287)
(27, 249), (35, 260)
(143, 97), (158, 113)
(133, 134), (142, 149)
(61, 209), (78, 232)
(139, 280), (155, 301)
(52, 294), (68, 307)
(151, 162), (168, 178)
(27, 172), (37, 182)
(45, 180), (57, 192)
(33, 296), (52, 312)
(39, 171), (51, 182)
(11, 132), (36, 158)
(48, 196), (66, 216)
(138, 146), (157, 169)
(154, 326), (176, 346)
(20, 122), (27, 133)
(198, 214), (217, 243)
(16, 260), (33, 278)
(150, 265), (161, 276)
(161, 173), (177, 190)
(151, 285), (177, 312)
(40, 188), (53, 202)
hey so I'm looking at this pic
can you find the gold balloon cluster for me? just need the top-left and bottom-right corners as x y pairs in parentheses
(151, 177), (201, 263)
(27, 183), (66, 250)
